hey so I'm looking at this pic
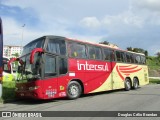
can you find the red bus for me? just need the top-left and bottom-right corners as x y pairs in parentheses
(0, 18), (3, 97)
(9, 35), (149, 100)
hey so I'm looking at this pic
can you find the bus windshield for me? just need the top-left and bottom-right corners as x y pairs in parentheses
(18, 53), (42, 81)
(21, 38), (44, 56)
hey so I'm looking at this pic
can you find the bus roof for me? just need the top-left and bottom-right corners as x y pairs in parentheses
(26, 35), (145, 56)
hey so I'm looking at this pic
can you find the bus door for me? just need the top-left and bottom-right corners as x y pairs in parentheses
(103, 49), (115, 91)
(42, 53), (58, 98)
(56, 56), (68, 97)
(112, 51), (125, 90)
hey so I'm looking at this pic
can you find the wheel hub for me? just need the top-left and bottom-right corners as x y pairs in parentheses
(69, 85), (78, 96)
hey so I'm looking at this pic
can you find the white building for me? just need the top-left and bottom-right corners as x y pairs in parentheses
(3, 45), (23, 58)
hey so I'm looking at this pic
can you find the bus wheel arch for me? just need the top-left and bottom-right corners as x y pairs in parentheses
(66, 79), (84, 99)
(124, 77), (132, 91)
(132, 77), (139, 89)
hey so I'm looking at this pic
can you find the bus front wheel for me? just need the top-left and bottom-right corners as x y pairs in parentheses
(125, 78), (131, 91)
(67, 81), (82, 99)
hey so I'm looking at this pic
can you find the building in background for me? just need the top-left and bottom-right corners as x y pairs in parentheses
(3, 45), (23, 58)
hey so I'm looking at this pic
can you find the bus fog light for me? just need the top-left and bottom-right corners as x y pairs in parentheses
(29, 86), (40, 91)
(15, 87), (19, 91)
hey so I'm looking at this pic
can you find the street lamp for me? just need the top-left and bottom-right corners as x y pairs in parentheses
(21, 24), (25, 47)
(21, 24), (25, 54)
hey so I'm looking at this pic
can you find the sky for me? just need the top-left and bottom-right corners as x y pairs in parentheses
(0, 0), (160, 56)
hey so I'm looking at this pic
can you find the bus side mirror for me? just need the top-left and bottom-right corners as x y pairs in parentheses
(30, 48), (43, 64)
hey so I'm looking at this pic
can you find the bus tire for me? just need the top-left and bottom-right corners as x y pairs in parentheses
(124, 78), (131, 91)
(133, 78), (139, 89)
(67, 81), (82, 99)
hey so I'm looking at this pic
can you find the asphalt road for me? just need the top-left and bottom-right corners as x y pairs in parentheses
(0, 84), (160, 120)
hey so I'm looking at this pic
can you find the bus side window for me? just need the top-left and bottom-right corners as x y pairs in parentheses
(46, 39), (66, 55)
(68, 43), (76, 57)
(121, 52), (126, 62)
(141, 56), (146, 64)
(103, 48), (111, 61)
(88, 46), (95, 59)
(68, 42), (87, 59)
(95, 47), (102, 60)
(126, 53), (131, 63)
(88, 46), (102, 60)
(130, 54), (135, 63)
(135, 55), (141, 64)
(112, 51), (115, 61)
(115, 51), (125, 62)
(115, 51), (121, 62)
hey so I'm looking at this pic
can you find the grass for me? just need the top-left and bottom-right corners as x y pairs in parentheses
(149, 78), (160, 84)
(2, 81), (16, 101)
(147, 56), (160, 70)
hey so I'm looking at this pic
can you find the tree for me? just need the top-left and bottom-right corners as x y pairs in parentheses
(12, 53), (19, 58)
(144, 51), (148, 57)
(126, 47), (133, 52)
(126, 47), (148, 56)
(156, 52), (160, 58)
(99, 41), (109, 45)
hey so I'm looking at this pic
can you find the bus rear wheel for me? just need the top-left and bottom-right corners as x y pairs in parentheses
(67, 81), (82, 99)
(133, 78), (139, 89)
(125, 78), (131, 91)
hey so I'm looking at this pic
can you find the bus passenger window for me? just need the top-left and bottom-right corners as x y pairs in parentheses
(135, 55), (141, 64)
(141, 56), (146, 64)
(47, 39), (66, 55)
(88, 46), (102, 60)
(95, 47), (102, 60)
(115, 51), (121, 62)
(130, 54), (135, 63)
(68, 43), (87, 59)
(103, 48), (112, 61)
(126, 53), (131, 63)
(88, 46), (95, 59)
(121, 52), (125, 62)
(115, 51), (125, 62)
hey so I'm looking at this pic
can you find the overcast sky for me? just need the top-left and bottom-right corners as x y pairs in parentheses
(0, 0), (160, 55)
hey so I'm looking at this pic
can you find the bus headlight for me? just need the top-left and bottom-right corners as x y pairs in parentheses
(29, 86), (40, 91)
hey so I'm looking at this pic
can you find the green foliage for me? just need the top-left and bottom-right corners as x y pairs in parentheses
(147, 56), (160, 70)
(156, 52), (160, 58)
(126, 47), (133, 51)
(149, 78), (160, 84)
(126, 47), (148, 56)
(99, 41), (109, 45)
(2, 81), (16, 101)
(12, 53), (19, 58)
